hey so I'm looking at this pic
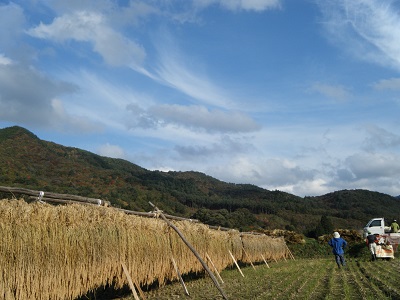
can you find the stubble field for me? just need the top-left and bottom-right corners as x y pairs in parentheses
(132, 258), (400, 300)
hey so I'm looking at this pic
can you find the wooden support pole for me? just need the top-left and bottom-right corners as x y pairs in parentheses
(228, 250), (244, 278)
(121, 262), (141, 300)
(261, 254), (270, 268)
(149, 202), (228, 300)
(286, 245), (295, 260)
(206, 253), (224, 284)
(133, 278), (146, 300)
(171, 256), (190, 296)
(242, 248), (256, 270)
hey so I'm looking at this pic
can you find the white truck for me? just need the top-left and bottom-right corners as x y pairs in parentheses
(363, 218), (400, 259)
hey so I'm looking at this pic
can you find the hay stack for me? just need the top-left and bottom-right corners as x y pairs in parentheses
(318, 229), (364, 244)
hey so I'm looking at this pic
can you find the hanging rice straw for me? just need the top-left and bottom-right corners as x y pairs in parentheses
(0, 199), (288, 299)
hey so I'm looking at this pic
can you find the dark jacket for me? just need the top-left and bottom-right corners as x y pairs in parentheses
(328, 237), (347, 255)
(366, 234), (377, 245)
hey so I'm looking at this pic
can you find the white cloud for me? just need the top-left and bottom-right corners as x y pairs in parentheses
(345, 152), (400, 179)
(210, 156), (315, 188)
(0, 54), (12, 65)
(195, 0), (282, 11)
(373, 77), (400, 90)
(57, 69), (156, 132)
(0, 63), (74, 115)
(175, 135), (253, 158)
(97, 143), (125, 159)
(155, 52), (233, 108)
(150, 104), (261, 133)
(318, 0), (400, 70)
(126, 103), (260, 133)
(0, 63), (101, 132)
(27, 11), (146, 68)
(362, 125), (400, 151)
(276, 178), (330, 197)
(309, 82), (350, 100)
(112, 1), (160, 26)
(56, 69), (256, 137)
(50, 98), (103, 132)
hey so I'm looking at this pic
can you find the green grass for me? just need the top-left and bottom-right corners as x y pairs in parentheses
(130, 258), (396, 300)
(80, 237), (398, 300)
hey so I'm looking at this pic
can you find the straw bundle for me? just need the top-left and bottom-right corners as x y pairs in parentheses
(205, 229), (242, 272)
(0, 200), (172, 299)
(0, 199), (288, 300)
(168, 222), (243, 275)
(241, 234), (288, 263)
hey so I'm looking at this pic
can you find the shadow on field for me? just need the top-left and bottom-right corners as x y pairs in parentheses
(75, 271), (209, 300)
(76, 284), (132, 300)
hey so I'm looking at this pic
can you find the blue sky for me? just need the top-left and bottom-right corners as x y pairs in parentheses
(1, 0), (400, 197)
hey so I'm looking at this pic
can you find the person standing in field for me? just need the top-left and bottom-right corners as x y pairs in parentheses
(390, 220), (399, 233)
(366, 231), (378, 261)
(328, 231), (347, 269)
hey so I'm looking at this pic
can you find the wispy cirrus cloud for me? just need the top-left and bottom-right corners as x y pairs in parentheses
(194, 0), (282, 11)
(318, 0), (400, 70)
(154, 47), (233, 108)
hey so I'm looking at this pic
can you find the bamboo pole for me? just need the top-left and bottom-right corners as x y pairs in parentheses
(228, 250), (244, 277)
(286, 245), (296, 260)
(149, 202), (229, 300)
(116, 207), (200, 222)
(261, 254), (270, 268)
(171, 256), (190, 296)
(206, 253), (224, 284)
(3, 185), (200, 222)
(121, 262), (141, 300)
(133, 277), (146, 300)
(29, 196), (93, 206)
(242, 248), (256, 270)
(207, 225), (234, 232)
(0, 186), (111, 206)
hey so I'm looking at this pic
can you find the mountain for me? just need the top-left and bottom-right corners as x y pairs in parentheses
(1, 125), (399, 235)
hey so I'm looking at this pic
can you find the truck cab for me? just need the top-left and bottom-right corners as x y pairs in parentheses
(363, 217), (389, 238)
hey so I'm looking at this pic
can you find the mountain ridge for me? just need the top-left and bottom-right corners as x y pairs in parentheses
(1, 125), (399, 235)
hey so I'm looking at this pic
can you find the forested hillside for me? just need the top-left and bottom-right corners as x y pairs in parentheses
(1, 126), (399, 235)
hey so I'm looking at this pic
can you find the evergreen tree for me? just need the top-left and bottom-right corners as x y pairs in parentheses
(315, 215), (334, 237)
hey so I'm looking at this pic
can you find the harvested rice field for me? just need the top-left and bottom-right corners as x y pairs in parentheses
(136, 258), (398, 300)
